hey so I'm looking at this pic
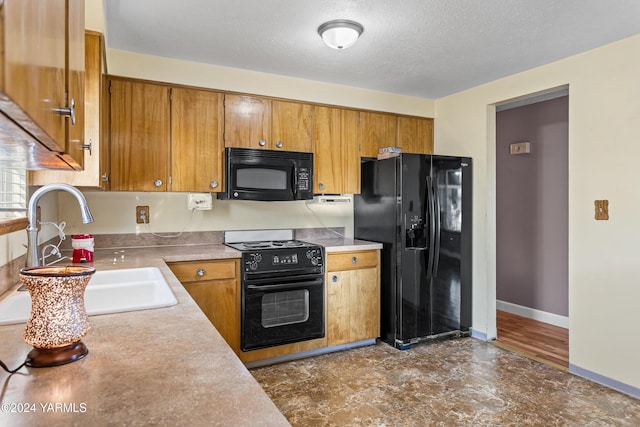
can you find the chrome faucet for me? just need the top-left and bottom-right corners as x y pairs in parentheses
(26, 183), (94, 268)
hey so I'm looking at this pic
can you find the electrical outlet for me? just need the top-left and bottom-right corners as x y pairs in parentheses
(187, 193), (213, 210)
(136, 206), (150, 224)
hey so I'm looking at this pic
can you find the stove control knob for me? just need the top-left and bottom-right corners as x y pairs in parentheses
(255, 253), (262, 262)
(311, 257), (318, 266)
(249, 261), (258, 271)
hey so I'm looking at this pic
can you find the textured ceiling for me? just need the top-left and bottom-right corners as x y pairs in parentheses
(104, 0), (640, 99)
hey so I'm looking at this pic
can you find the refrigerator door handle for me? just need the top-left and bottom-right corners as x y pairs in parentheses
(426, 176), (435, 278)
(432, 177), (441, 278)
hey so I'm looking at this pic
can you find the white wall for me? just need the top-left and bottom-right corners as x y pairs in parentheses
(435, 34), (640, 390)
(58, 191), (354, 237)
(105, 49), (434, 118)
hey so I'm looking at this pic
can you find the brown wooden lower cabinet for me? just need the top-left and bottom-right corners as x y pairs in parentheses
(169, 249), (380, 363)
(326, 250), (381, 346)
(167, 259), (240, 354)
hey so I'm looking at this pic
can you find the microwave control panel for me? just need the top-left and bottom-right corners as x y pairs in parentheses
(297, 167), (310, 191)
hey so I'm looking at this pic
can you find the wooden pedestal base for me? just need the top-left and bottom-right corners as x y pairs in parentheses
(26, 341), (88, 368)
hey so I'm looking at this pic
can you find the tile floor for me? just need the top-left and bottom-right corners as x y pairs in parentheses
(250, 338), (640, 426)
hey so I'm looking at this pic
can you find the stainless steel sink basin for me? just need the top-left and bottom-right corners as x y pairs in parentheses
(0, 267), (178, 326)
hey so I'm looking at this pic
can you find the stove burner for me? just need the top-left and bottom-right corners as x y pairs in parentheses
(272, 240), (304, 247)
(243, 242), (272, 249)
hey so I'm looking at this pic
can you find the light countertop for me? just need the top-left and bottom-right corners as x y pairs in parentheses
(0, 239), (381, 426)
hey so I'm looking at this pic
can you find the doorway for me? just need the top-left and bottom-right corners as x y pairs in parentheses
(494, 90), (569, 369)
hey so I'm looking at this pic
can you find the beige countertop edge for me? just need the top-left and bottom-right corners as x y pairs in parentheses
(0, 239), (381, 425)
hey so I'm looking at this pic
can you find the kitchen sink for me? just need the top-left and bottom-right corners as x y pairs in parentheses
(0, 267), (178, 326)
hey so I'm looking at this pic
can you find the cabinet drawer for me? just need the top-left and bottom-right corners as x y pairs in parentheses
(168, 259), (237, 283)
(327, 250), (378, 271)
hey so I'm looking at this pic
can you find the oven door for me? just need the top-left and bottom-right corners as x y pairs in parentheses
(242, 274), (325, 351)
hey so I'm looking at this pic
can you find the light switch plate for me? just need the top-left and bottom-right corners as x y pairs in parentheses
(594, 200), (609, 220)
(510, 141), (531, 155)
(187, 193), (213, 210)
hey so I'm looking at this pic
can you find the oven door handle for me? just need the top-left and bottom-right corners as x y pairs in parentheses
(246, 278), (323, 291)
(244, 274), (323, 285)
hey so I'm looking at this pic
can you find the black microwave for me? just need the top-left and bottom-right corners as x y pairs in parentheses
(219, 147), (314, 201)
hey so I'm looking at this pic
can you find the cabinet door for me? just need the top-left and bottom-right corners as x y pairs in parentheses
(109, 79), (170, 191)
(358, 112), (398, 158)
(30, 31), (102, 186)
(327, 268), (380, 345)
(171, 88), (224, 192)
(398, 116), (434, 154)
(326, 270), (352, 345)
(313, 106), (343, 193)
(341, 109), (361, 194)
(313, 107), (360, 194)
(64, 0), (85, 167)
(183, 279), (240, 353)
(224, 94), (271, 149)
(3, 0), (67, 151)
(349, 267), (380, 342)
(272, 100), (313, 152)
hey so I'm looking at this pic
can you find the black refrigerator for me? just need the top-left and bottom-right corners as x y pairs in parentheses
(354, 154), (472, 349)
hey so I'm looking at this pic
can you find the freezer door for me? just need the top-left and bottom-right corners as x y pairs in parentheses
(398, 154), (432, 343)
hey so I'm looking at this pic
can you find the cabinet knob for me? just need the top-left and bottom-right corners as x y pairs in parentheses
(80, 138), (93, 156)
(352, 257), (357, 264)
(210, 181), (218, 189)
(276, 141), (283, 148)
(53, 98), (76, 126)
(332, 275), (338, 282)
(154, 179), (163, 187)
(318, 183), (324, 191)
(259, 139), (266, 147)
(197, 268), (206, 277)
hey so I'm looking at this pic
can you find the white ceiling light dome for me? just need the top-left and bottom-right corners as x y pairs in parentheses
(318, 20), (364, 50)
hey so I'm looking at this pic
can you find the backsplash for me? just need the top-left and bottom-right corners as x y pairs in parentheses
(58, 227), (345, 250)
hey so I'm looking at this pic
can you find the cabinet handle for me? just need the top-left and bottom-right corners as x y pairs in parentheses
(53, 98), (76, 125)
(352, 257), (357, 264)
(332, 275), (338, 282)
(259, 139), (266, 147)
(80, 138), (93, 156)
(276, 141), (283, 148)
(197, 268), (206, 277)
(154, 179), (163, 187)
(210, 181), (218, 189)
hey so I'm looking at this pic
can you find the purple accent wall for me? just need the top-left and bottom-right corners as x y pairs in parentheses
(496, 96), (568, 316)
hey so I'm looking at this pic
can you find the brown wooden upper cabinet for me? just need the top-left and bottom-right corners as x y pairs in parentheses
(170, 88), (224, 192)
(107, 77), (225, 192)
(30, 31), (105, 187)
(1, 0), (86, 169)
(359, 112), (434, 157)
(108, 79), (170, 191)
(313, 106), (360, 194)
(358, 111), (398, 158)
(224, 94), (313, 152)
(398, 116), (434, 154)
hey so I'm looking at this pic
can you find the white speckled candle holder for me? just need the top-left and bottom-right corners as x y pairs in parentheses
(19, 266), (96, 367)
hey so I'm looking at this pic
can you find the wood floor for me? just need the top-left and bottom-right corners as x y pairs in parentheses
(495, 309), (569, 370)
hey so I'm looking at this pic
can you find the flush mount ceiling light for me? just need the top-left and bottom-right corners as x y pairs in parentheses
(318, 19), (364, 50)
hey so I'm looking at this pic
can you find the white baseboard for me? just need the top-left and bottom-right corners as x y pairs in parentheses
(497, 300), (569, 329)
